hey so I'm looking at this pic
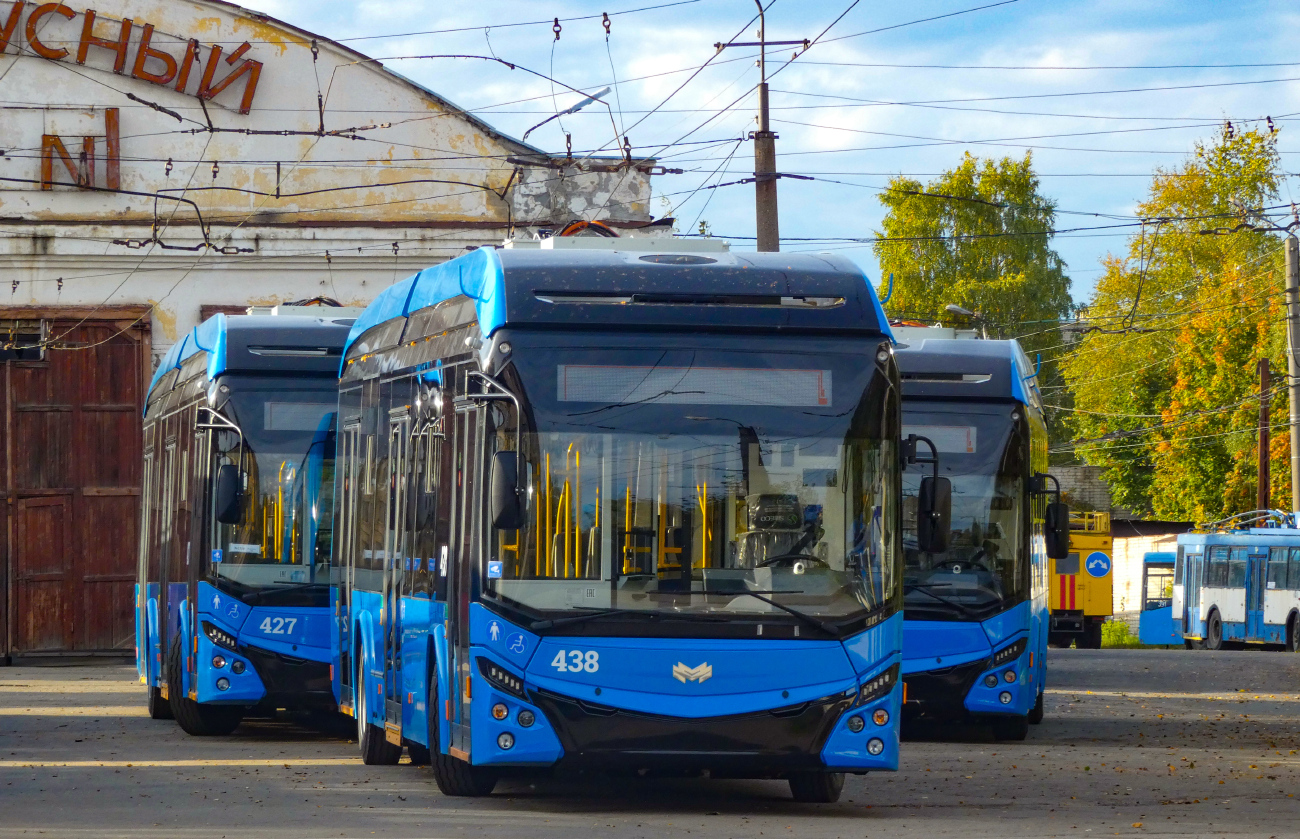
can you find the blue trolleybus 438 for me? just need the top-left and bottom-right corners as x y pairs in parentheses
(331, 237), (942, 802)
(892, 336), (1068, 740)
(136, 311), (354, 734)
(1173, 513), (1300, 651)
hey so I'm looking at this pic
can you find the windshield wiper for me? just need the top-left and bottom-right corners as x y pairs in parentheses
(903, 583), (982, 619)
(530, 608), (644, 631)
(720, 591), (842, 637)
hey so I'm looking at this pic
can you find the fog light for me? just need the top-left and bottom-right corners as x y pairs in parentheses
(1003, 669), (1017, 684)
(211, 655), (226, 669)
(866, 738), (885, 756)
(216, 677), (230, 691)
(231, 660), (245, 675)
(983, 674), (998, 688)
(491, 703), (508, 720)
(497, 732), (514, 750)
(517, 710), (535, 728)
(872, 708), (890, 726)
(999, 691), (1012, 705)
(846, 715), (865, 733)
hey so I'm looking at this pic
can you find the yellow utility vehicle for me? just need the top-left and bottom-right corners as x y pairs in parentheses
(1048, 512), (1114, 648)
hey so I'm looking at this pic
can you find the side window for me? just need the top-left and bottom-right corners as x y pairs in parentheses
(1269, 547), (1289, 589)
(1208, 546), (1229, 587)
(1174, 546), (1184, 585)
(1227, 547), (1247, 588)
(1290, 548), (1300, 591)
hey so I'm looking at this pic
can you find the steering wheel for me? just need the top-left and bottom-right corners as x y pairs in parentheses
(933, 549), (992, 574)
(758, 554), (830, 569)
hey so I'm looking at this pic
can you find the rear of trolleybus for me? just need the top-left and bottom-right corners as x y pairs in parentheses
(892, 336), (1068, 741)
(136, 311), (355, 734)
(332, 238), (915, 802)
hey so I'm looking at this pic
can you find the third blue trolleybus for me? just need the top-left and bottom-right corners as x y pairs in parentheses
(891, 332), (1068, 740)
(137, 309), (352, 733)
(330, 235), (944, 802)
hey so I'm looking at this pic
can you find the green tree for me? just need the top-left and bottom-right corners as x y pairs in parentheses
(1063, 124), (1286, 520)
(873, 152), (1073, 336)
(873, 152), (1075, 450)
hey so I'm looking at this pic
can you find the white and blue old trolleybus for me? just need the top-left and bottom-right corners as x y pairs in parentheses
(137, 311), (352, 734)
(892, 335), (1067, 740)
(1174, 513), (1300, 650)
(330, 236), (935, 802)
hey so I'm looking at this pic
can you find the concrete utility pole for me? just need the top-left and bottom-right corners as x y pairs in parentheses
(1259, 358), (1271, 511)
(715, 3), (807, 253)
(1286, 236), (1300, 513)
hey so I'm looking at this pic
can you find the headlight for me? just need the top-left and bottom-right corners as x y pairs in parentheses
(866, 738), (885, 756)
(983, 674), (998, 688)
(858, 663), (900, 705)
(202, 621), (238, 651)
(211, 655), (226, 669)
(872, 709), (890, 726)
(231, 660), (246, 675)
(999, 691), (1012, 705)
(1003, 669), (1017, 684)
(846, 715), (865, 733)
(491, 703), (509, 721)
(497, 732), (514, 750)
(517, 710), (535, 728)
(216, 677), (230, 691)
(478, 657), (525, 698)
(992, 638), (1028, 668)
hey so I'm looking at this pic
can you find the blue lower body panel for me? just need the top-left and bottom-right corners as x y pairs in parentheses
(1139, 607), (1181, 646)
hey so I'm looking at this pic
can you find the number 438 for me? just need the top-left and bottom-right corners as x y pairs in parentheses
(550, 649), (599, 673)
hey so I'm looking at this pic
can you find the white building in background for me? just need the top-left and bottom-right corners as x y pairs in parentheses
(0, 0), (661, 361)
(0, 0), (660, 660)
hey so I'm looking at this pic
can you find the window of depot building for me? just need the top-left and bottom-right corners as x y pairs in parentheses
(0, 320), (47, 361)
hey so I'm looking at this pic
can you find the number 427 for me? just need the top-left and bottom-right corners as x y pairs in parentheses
(550, 650), (599, 673)
(259, 616), (297, 635)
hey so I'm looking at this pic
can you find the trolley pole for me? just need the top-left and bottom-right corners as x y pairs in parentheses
(1259, 358), (1271, 511)
(715, 3), (807, 253)
(1286, 235), (1300, 513)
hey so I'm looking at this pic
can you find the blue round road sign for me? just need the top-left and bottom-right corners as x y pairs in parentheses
(1085, 551), (1111, 578)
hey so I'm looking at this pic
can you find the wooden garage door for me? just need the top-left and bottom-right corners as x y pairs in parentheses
(1, 309), (150, 657)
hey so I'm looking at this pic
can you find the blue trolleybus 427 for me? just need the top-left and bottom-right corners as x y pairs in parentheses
(892, 336), (1068, 740)
(136, 311), (354, 734)
(1173, 513), (1300, 651)
(331, 237), (942, 802)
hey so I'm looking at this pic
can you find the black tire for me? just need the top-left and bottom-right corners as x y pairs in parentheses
(1204, 610), (1224, 651)
(1027, 690), (1044, 725)
(1046, 632), (1071, 649)
(1288, 615), (1300, 652)
(167, 636), (243, 736)
(407, 742), (431, 765)
(147, 681), (173, 720)
(991, 715), (1030, 741)
(788, 771), (845, 803)
(356, 649), (401, 765)
(428, 675), (497, 796)
(1084, 620), (1104, 650)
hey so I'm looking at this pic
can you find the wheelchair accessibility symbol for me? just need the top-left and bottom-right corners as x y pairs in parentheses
(505, 633), (527, 656)
(1085, 551), (1111, 578)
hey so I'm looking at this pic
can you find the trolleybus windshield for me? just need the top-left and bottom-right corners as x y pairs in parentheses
(486, 341), (900, 632)
(207, 378), (337, 595)
(901, 402), (1028, 621)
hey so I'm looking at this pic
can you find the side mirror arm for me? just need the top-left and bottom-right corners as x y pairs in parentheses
(905, 434), (940, 483)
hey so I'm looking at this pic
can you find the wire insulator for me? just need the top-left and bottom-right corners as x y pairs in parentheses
(602, 12), (611, 38)
(553, 17), (561, 40)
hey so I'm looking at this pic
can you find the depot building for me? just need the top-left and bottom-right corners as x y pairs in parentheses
(0, 0), (659, 661)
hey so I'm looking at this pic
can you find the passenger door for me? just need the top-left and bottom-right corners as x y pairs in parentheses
(382, 410), (411, 744)
(1246, 550), (1266, 640)
(446, 390), (485, 758)
(1184, 554), (1201, 634)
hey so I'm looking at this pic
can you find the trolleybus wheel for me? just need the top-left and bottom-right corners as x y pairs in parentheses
(147, 683), (173, 720)
(1204, 610), (1224, 651)
(1085, 620), (1104, 650)
(1027, 690), (1044, 725)
(427, 674), (498, 796)
(991, 715), (1029, 741)
(356, 650), (401, 765)
(407, 742), (431, 765)
(167, 636), (244, 736)
(1288, 616), (1300, 652)
(788, 771), (845, 803)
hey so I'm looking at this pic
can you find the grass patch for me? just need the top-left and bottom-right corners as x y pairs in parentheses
(1101, 620), (1160, 649)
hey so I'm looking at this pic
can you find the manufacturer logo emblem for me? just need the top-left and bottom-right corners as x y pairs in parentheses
(672, 662), (712, 684)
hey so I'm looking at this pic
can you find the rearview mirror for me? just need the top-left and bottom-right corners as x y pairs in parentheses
(490, 451), (523, 530)
(917, 476), (952, 554)
(214, 463), (243, 525)
(1045, 501), (1070, 559)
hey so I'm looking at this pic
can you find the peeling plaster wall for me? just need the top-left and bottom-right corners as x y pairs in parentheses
(0, 0), (656, 360)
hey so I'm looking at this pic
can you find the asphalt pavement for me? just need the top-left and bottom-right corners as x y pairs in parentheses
(3, 649), (1300, 838)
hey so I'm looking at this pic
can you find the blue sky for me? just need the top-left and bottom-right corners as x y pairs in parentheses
(251, 0), (1300, 303)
